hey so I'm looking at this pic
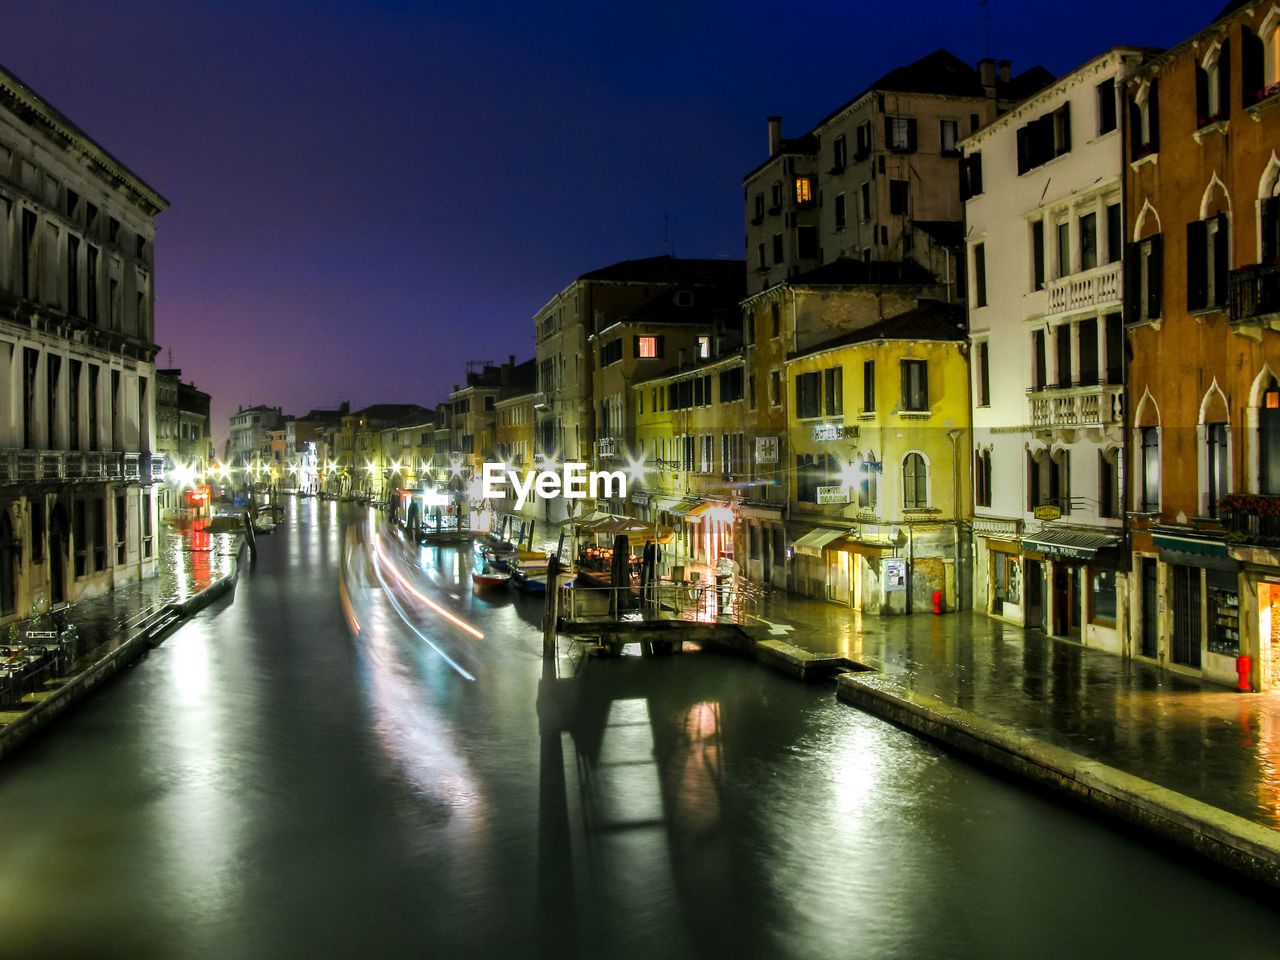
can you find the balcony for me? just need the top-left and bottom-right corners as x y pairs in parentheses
(1028, 383), (1123, 430)
(1219, 494), (1280, 548)
(1044, 261), (1123, 318)
(0, 449), (160, 483)
(1228, 263), (1280, 331)
(533, 391), (551, 410)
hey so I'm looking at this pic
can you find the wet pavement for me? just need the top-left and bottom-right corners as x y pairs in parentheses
(743, 584), (1280, 834)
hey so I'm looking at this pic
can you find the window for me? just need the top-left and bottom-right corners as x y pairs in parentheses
(601, 338), (623, 366)
(795, 371), (822, 418)
(636, 335), (658, 358)
(771, 302), (780, 337)
(770, 181), (783, 211)
(770, 369), (781, 406)
(1055, 324), (1072, 388)
(1099, 449), (1120, 519)
(975, 341), (990, 406)
(900, 359), (928, 411)
(1243, 22), (1272, 103)
(860, 182), (871, 222)
(889, 179), (909, 215)
(1091, 570), (1117, 625)
(753, 193), (764, 223)
(1057, 221), (1071, 277)
(1097, 78), (1117, 133)
(854, 120), (872, 160)
(1207, 422), (1229, 515)
(832, 135), (848, 171)
(902, 453), (928, 509)
(1016, 103), (1070, 173)
(757, 243), (767, 270)
(940, 119), (959, 156)
(794, 177), (813, 205)
(834, 194), (847, 229)
(719, 367), (744, 402)
(886, 116), (917, 152)
(857, 452), (879, 509)
(1129, 234), (1164, 321)
(1130, 80), (1160, 159)
(1080, 212), (1097, 271)
(748, 374), (756, 409)
(1105, 314), (1123, 384)
(824, 367), (843, 416)
(1078, 317), (1098, 386)
(772, 234), (783, 264)
(973, 243), (987, 307)
(1032, 220), (1045, 290)
(960, 153), (983, 200)
(1106, 203), (1122, 264)
(797, 226), (817, 259)
(1140, 426), (1161, 512)
(1186, 214), (1228, 310)
(1196, 42), (1230, 125)
(31, 502), (44, 564)
(697, 335), (711, 359)
(1032, 329), (1047, 390)
(970, 113), (981, 133)
(1261, 380), (1280, 494)
(975, 449), (992, 507)
(1028, 449), (1068, 511)
(863, 360), (875, 413)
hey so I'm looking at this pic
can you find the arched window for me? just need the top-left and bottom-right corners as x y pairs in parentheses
(903, 453), (928, 509)
(974, 449), (992, 508)
(857, 452), (879, 509)
(1262, 376), (1280, 494)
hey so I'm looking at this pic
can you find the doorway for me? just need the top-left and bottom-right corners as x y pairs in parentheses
(49, 502), (67, 605)
(1141, 557), (1159, 659)
(1052, 563), (1082, 637)
(827, 550), (851, 605)
(1262, 583), (1280, 691)
(1025, 560), (1045, 631)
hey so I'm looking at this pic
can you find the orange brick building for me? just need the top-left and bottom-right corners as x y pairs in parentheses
(1126, 1), (1280, 689)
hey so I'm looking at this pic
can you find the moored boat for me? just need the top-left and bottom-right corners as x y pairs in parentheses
(471, 566), (511, 590)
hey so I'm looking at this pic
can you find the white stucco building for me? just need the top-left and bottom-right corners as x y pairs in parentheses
(963, 48), (1149, 651)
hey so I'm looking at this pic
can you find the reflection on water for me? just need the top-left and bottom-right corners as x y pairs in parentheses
(0, 503), (1275, 960)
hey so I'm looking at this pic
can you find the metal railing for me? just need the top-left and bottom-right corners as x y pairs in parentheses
(1219, 493), (1280, 546)
(1228, 263), (1280, 324)
(557, 578), (757, 625)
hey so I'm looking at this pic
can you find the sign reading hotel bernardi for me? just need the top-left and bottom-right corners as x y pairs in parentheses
(816, 485), (848, 504)
(755, 436), (779, 463)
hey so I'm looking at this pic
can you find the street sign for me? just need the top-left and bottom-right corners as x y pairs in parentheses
(25, 630), (56, 640)
(1034, 505), (1061, 520)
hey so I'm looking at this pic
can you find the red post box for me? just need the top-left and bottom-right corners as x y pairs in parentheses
(933, 590), (942, 614)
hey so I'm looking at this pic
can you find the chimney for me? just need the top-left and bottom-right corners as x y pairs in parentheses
(977, 58), (997, 94)
(767, 116), (782, 156)
(998, 59), (1011, 83)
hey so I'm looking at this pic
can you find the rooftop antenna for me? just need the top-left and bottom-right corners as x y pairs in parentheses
(166, 347), (173, 368)
(975, 0), (992, 58)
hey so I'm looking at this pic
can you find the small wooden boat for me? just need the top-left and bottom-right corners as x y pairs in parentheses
(471, 567), (511, 590)
(510, 566), (547, 593)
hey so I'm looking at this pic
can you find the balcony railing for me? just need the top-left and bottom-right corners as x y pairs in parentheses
(1029, 383), (1123, 428)
(1219, 493), (1280, 547)
(1044, 261), (1123, 317)
(1228, 263), (1280, 325)
(533, 391), (551, 410)
(0, 449), (163, 484)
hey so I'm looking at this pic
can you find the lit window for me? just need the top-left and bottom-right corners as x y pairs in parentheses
(697, 336), (710, 359)
(795, 177), (812, 204)
(637, 336), (657, 358)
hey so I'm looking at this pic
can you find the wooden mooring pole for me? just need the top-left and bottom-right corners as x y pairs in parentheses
(541, 553), (560, 658)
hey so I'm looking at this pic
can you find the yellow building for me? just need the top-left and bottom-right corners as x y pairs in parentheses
(633, 351), (747, 569)
(494, 392), (537, 521)
(784, 303), (970, 614)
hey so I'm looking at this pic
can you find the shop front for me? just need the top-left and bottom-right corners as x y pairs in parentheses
(1020, 528), (1122, 652)
(1150, 531), (1241, 686)
(791, 525), (849, 601)
(685, 501), (734, 565)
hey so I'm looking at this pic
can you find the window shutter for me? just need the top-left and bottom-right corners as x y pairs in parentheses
(1243, 26), (1263, 109)
(1148, 233), (1163, 318)
(656, 335), (665, 358)
(972, 152), (983, 195)
(1214, 212), (1229, 306)
(1220, 39), (1232, 116)
(1124, 242), (1140, 321)
(1264, 196), (1280, 262)
(906, 118), (918, 153)
(1129, 94), (1144, 161)
(1148, 79), (1160, 152)
(1059, 102), (1071, 153)
(1195, 66), (1209, 122)
(1186, 219), (1208, 310)
(633, 335), (641, 357)
(1016, 126), (1030, 174)
(884, 115), (894, 144)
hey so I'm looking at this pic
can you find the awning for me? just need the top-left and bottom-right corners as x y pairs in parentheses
(1021, 530), (1120, 560)
(669, 498), (702, 517)
(792, 527), (849, 557)
(685, 501), (731, 523)
(1152, 531), (1238, 572)
(829, 536), (886, 558)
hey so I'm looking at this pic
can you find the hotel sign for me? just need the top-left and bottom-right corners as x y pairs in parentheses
(1033, 505), (1061, 520)
(816, 485), (848, 504)
(813, 422), (858, 442)
(755, 436), (779, 463)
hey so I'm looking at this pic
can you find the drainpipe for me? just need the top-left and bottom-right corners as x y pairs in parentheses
(950, 427), (962, 612)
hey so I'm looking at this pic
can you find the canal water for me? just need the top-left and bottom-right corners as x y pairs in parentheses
(0, 499), (1277, 959)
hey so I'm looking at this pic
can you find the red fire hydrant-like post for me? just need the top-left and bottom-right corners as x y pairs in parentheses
(1236, 655), (1252, 692)
(933, 590), (942, 615)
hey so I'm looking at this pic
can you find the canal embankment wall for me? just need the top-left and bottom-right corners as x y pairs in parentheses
(0, 536), (248, 761)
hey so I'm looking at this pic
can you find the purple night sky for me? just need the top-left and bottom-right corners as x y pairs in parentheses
(3, 0), (1213, 452)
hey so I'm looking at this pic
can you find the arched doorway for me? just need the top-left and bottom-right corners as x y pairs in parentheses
(48, 502), (68, 606)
